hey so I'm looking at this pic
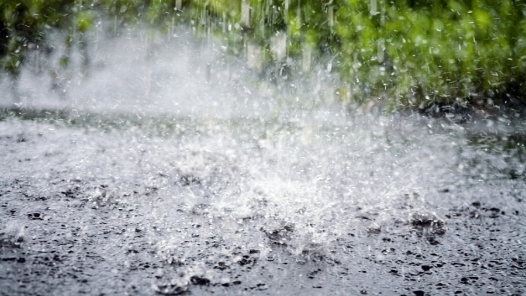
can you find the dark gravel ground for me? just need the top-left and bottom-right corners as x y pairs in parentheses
(1, 108), (525, 296)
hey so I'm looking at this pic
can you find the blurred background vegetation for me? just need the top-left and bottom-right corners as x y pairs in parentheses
(1, 0), (525, 110)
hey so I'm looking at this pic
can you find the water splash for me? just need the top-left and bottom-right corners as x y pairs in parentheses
(1, 25), (525, 295)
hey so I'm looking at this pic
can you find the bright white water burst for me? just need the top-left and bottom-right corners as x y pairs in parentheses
(1, 26), (524, 295)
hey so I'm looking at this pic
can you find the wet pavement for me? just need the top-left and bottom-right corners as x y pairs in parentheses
(0, 107), (525, 295)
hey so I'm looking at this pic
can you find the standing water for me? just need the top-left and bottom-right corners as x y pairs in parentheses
(0, 28), (525, 296)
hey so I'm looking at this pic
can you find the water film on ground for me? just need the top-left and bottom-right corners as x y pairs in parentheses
(0, 28), (525, 295)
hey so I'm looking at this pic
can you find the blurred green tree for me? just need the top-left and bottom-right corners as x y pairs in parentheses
(1, 0), (525, 108)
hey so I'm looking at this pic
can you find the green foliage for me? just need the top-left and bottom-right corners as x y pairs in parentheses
(234, 0), (526, 108)
(1, 0), (525, 108)
(333, 0), (526, 108)
(0, 0), (83, 76)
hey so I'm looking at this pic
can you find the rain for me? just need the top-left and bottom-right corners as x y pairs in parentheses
(1, 1), (525, 295)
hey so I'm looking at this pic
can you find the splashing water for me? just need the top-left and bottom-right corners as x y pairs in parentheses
(1, 27), (525, 295)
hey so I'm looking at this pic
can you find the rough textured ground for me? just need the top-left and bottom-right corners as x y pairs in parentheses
(1, 108), (525, 296)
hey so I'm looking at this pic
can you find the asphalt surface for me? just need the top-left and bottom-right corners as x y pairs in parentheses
(1, 107), (525, 295)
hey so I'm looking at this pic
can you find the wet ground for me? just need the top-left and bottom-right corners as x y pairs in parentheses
(1, 107), (525, 296)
